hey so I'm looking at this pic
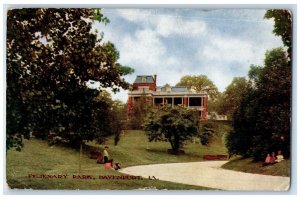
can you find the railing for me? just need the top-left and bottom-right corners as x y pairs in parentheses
(188, 106), (204, 110)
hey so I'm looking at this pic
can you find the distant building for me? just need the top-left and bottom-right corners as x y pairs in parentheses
(127, 75), (208, 120)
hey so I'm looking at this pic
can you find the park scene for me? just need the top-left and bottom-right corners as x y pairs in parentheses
(6, 8), (291, 191)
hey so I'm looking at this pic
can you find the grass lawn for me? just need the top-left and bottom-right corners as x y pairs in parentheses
(221, 157), (290, 177)
(6, 127), (229, 190)
(87, 129), (229, 168)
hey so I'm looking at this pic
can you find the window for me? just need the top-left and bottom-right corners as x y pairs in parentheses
(189, 97), (202, 106)
(174, 97), (182, 105)
(154, 98), (163, 106)
(165, 98), (172, 104)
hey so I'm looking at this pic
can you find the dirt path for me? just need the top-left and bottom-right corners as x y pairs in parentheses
(119, 161), (290, 191)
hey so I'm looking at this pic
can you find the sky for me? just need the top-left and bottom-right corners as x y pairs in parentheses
(93, 8), (283, 102)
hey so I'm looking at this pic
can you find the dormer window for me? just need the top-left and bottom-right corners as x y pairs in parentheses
(142, 77), (146, 83)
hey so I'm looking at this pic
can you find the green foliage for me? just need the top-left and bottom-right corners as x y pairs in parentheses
(93, 9), (110, 24)
(176, 75), (220, 100)
(143, 105), (199, 153)
(226, 48), (291, 160)
(206, 95), (221, 114)
(117, 64), (135, 76)
(6, 135), (24, 152)
(264, 10), (292, 59)
(253, 48), (291, 160)
(199, 123), (215, 145)
(226, 10), (292, 161)
(7, 135), (219, 190)
(225, 87), (257, 158)
(248, 64), (264, 85)
(128, 94), (149, 130)
(6, 8), (133, 150)
(217, 77), (249, 119)
(110, 100), (127, 146)
(92, 92), (127, 146)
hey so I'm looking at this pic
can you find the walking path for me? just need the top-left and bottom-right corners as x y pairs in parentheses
(119, 161), (290, 191)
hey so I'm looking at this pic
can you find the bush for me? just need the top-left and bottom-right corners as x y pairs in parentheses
(199, 123), (215, 145)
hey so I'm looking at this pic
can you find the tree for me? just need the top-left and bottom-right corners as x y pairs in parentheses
(128, 93), (149, 129)
(264, 10), (292, 59)
(252, 48), (291, 160)
(110, 100), (128, 145)
(226, 48), (291, 160)
(225, 87), (257, 158)
(218, 77), (249, 119)
(143, 105), (199, 154)
(199, 123), (215, 146)
(248, 64), (264, 85)
(6, 8), (133, 150)
(226, 10), (292, 160)
(91, 92), (127, 146)
(176, 75), (220, 100)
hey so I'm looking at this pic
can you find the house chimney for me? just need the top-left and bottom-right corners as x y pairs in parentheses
(154, 74), (157, 91)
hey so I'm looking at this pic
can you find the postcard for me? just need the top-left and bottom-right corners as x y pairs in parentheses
(5, 7), (292, 192)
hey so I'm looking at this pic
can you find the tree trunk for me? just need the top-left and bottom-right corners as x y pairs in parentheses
(168, 138), (176, 152)
(78, 141), (82, 174)
(173, 133), (180, 152)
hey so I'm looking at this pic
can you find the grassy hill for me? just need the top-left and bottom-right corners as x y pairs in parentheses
(87, 129), (228, 168)
(7, 122), (290, 190)
(221, 157), (290, 177)
(6, 128), (228, 190)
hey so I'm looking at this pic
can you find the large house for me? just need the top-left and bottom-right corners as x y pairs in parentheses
(127, 75), (208, 120)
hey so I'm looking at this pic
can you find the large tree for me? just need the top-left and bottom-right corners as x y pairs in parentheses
(6, 8), (133, 150)
(218, 77), (249, 119)
(227, 48), (291, 160)
(226, 10), (292, 160)
(143, 105), (199, 154)
(253, 48), (291, 159)
(176, 75), (219, 100)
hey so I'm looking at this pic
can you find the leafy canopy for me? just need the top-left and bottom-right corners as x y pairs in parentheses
(143, 105), (199, 153)
(226, 10), (291, 160)
(217, 77), (249, 119)
(176, 75), (219, 100)
(6, 8), (133, 150)
(226, 48), (291, 160)
(264, 10), (292, 59)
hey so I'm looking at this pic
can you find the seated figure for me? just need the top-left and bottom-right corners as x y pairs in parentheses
(270, 152), (277, 163)
(264, 154), (272, 164)
(276, 150), (284, 162)
(104, 160), (113, 169)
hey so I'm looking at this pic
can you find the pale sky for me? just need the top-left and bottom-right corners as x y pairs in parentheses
(93, 8), (283, 102)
